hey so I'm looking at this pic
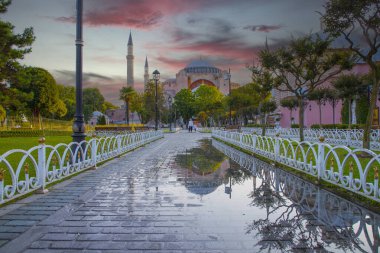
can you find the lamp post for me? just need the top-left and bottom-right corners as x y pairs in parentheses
(72, 0), (86, 143)
(168, 96), (172, 132)
(224, 68), (232, 125)
(153, 70), (160, 131)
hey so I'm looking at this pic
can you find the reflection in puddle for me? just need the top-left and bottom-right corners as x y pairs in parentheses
(172, 139), (380, 252)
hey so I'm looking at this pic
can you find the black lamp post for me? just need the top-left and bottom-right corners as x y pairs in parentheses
(153, 70), (160, 131)
(168, 96), (172, 132)
(72, 0), (86, 143)
(224, 68), (232, 125)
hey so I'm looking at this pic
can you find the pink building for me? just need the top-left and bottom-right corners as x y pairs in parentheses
(276, 63), (379, 128)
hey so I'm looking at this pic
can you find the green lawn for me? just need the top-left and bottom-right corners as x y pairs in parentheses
(0, 135), (91, 186)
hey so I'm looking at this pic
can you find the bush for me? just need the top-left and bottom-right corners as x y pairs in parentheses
(310, 124), (364, 129)
(0, 130), (72, 138)
(244, 124), (275, 128)
(291, 124), (299, 128)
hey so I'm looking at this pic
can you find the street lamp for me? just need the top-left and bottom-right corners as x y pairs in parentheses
(224, 68), (232, 125)
(168, 96), (172, 132)
(153, 69), (160, 131)
(72, 0), (86, 143)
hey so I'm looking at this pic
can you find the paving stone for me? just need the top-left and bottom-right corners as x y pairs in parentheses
(87, 242), (126, 250)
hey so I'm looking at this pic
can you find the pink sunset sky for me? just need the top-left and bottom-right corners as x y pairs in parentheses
(3, 0), (325, 105)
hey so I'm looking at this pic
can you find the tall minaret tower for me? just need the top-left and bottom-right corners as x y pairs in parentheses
(144, 56), (149, 89)
(126, 31), (134, 88)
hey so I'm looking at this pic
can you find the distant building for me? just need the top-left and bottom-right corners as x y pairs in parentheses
(89, 111), (109, 126)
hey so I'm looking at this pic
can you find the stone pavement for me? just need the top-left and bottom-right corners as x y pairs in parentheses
(0, 131), (257, 253)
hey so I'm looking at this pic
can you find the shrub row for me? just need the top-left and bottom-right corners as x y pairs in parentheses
(0, 130), (72, 138)
(310, 124), (365, 129)
(244, 124), (275, 128)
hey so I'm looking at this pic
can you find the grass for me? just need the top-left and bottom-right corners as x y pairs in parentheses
(0, 135), (92, 187)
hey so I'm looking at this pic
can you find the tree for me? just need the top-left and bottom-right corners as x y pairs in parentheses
(321, 0), (380, 148)
(57, 84), (75, 120)
(15, 67), (66, 127)
(0, 0), (35, 83)
(324, 87), (340, 125)
(119, 86), (136, 125)
(280, 96), (298, 125)
(130, 92), (146, 123)
(194, 85), (224, 126)
(143, 80), (165, 124)
(97, 115), (106, 125)
(261, 100), (277, 128)
(102, 101), (118, 113)
(228, 83), (260, 125)
(0, 104), (5, 126)
(174, 88), (196, 125)
(332, 74), (367, 127)
(83, 88), (105, 122)
(247, 63), (274, 135)
(0, 0), (35, 118)
(307, 87), (330, 127)
(260, 34), (353, 140)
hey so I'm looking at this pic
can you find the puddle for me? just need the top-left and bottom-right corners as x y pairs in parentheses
(166, 138), (380, 252)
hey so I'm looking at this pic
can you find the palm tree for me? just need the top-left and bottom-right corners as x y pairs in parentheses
(119, 86), (136, 125)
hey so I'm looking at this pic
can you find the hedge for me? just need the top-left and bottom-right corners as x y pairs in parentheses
(310, 124), (365, 129)
(0, 130), (72, 138)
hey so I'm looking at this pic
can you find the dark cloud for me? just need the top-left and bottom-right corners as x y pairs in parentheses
(243, 24), (283, 33)
(53, 70), (144, 105)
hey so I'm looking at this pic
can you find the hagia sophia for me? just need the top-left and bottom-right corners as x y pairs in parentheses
(104, 32), (240, 124)
(131, 32), (239, 98)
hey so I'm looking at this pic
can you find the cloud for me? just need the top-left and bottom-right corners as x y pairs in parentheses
(53, 0), (216, 29)
(53, 70), (144, 105)
(243, 24), (283, 33)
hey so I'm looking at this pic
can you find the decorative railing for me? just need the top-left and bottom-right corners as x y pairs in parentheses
(212, 130), (380, 203)
(0, 131), (163, 204)
(212, 139), (380, 253)
(241, 127), (380, 150)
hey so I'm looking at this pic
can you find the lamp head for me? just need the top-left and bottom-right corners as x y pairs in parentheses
(153, 69), (160, 81)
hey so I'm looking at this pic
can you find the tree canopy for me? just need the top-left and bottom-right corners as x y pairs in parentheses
(260, 34), (353, 140)
(321, 0), (380, 147)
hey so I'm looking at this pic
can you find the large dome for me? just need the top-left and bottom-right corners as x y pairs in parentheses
(184, 59), (221, 74)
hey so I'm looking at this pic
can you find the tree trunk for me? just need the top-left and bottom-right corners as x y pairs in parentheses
(352, 99), (357, 124)
(319, 102), (322, 127)
(298, 97), (304, 141)
(363, 75), (379, 149)
(290, 109), (293, 127)
(348, 99), (352, 128)
(126, 101), (130, 125)
(262, 113), (267, 136)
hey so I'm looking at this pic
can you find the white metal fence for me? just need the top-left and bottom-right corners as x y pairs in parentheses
(212, 139), (380, 252)
(0, 131), (163, 204)
(241, 127), (380, 150)
(212, 130), (380, 202)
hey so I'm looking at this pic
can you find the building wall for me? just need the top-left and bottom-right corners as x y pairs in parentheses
(278, 63), (378, 128)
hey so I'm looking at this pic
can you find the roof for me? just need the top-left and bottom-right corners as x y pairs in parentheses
(128, 31), (133, 46)
(184, 59), (221, 74)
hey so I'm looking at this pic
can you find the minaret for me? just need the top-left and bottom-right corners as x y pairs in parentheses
(144, 56), (149, 90)
(126, 31), (134, 88)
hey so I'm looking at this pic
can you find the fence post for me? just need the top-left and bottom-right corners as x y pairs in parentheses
(0, 170), (4, 203)
(117, 135), (122, 156)
(37, 137), (48, 194)
(317, 136), (325, 183)
(91, 133), (97, 169)
(275, 133), (280, 162)
(374, 168), (379, 199)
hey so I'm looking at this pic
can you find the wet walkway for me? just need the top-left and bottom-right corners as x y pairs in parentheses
(0, 131), (378, 253)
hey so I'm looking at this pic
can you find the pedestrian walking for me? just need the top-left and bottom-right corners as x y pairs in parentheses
(188, 119), (194, 132)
